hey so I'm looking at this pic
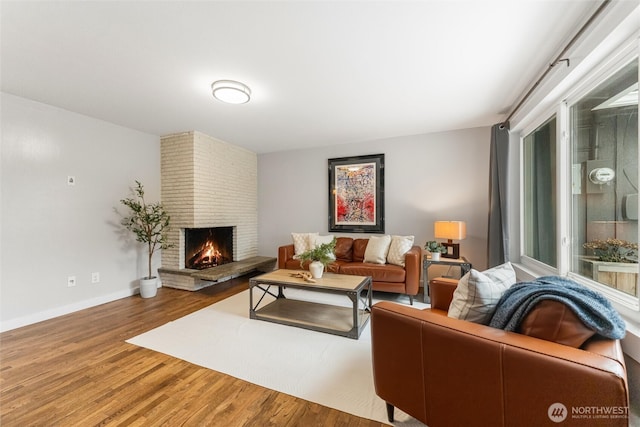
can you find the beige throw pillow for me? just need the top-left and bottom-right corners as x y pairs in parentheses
(448, 262), (516, 324)
(387, 235), (415, 267)
(291, 232), (318, 256)
(363, 235), (392, 264)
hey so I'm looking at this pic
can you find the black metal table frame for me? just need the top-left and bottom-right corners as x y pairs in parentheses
(249, 275), (373, 339)
(423, 256), (472, 303)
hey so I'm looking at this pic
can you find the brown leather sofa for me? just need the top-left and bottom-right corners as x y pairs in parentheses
(278, 237), (421, 304)
(371, 277), (629, 427)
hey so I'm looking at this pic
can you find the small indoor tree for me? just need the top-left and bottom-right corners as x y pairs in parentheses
(120, 181), (172, 280)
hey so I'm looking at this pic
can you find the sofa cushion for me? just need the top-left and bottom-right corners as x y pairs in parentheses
(364, 235), (392, 264)
(353, 239), (369, 262)
(448, 262), (516, 324)
(387, 235), (415, 267)
(284, 258), (309, 270)
(291, 232), (318, 256)
(334, 237), (354, 262)
(518, 299), (596, 348)
(326, 261), (345, 273)
(340, 262), (406, 283)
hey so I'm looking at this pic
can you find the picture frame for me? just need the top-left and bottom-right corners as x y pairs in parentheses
(328, 154), (385, 233)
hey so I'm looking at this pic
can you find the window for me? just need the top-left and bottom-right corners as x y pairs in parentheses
(523, 117), (557, 268)
(570, 60), (638, 298)
(520, 52), (639, 308)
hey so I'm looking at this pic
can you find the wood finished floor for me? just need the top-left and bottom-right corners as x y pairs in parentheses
(0, 274), (387, 426)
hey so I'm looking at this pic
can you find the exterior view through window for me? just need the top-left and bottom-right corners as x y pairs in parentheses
(571, 59), (639, 298)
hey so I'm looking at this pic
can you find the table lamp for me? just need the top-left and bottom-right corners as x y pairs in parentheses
(434, 221), (466, 259)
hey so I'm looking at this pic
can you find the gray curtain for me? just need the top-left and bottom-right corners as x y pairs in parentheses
(487, 123), (510, 267)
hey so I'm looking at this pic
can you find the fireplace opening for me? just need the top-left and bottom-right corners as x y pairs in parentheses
(185, 227), (233, 270)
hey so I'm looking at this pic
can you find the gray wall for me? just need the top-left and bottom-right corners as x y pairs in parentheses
(1, 93), (161, 330)
(0, 93), (490, 328)
(257, 127), (491, 273)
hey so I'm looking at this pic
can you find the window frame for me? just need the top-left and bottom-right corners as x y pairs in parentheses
(517, 40), (640, 312)
(519, 106), (562, 278)
(565, 49), (640, 310)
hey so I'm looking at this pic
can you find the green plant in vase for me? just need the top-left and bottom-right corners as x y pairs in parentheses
(297, 238), (337, 278)
(425, 241), (446, 254)
(425, 240), (447, 260)
(120, 181), (173, 297)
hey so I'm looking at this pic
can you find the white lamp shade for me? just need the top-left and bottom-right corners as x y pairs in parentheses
(434, 221), (466, 240)
(211, 80), (251, 104)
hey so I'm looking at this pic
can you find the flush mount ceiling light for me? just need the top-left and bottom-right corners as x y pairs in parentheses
(211, 80), (251, 104)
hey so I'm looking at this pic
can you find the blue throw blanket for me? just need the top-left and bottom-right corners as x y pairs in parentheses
(489, 276), (626, 340)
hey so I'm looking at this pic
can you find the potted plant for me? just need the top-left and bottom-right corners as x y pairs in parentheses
(297, 238), (337, 279)
(583, 238), (638, 263)
(425, 241), (447, 261)
(120, 181), (172, 298)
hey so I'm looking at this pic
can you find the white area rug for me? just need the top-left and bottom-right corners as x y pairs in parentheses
(127, 288), (428, 425)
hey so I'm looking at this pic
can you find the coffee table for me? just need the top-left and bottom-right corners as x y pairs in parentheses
(249, 269), (372, 339)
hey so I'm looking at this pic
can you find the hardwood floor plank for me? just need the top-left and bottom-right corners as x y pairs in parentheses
(1, 274), (386, 426)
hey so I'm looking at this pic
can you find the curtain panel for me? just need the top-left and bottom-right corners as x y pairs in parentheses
(487, 124), (510, 267)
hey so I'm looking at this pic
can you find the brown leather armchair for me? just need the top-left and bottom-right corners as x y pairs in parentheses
(371, 278), (629, 427)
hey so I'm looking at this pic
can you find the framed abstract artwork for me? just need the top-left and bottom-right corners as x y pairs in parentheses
(328, 154), (385, 233)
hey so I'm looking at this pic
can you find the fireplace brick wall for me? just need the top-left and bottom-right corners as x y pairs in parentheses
(160, 131), (258, 282)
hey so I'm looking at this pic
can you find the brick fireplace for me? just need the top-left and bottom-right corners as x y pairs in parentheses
(158, 131), (259, 290)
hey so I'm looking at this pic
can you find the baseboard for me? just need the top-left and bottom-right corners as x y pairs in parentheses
(0, 288), (139, 333)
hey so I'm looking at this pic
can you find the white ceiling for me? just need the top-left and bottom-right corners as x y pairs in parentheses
(1, 1), (601, 154)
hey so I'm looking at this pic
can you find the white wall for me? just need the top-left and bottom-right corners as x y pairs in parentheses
(0, 93), (161, 331)
(258, 127), (491, 272)
(0, 95), (490, 328)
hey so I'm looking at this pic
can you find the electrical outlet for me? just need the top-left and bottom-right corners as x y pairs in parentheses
(91, 272), (100, 284)
(68, 276), (76, 287)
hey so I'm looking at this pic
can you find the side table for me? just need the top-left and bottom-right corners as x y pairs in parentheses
(423, 255), (472, 303)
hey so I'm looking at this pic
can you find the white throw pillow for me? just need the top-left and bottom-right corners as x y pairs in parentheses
(387, 235), (415, 267)
(291, 232), (318, 256)
(448, 262), (516, 324)
(313, 234), (336, 260)
(363, 235), (392, 264)
(313, 234), (335, 247)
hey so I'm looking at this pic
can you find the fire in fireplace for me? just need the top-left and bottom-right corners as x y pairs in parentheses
(184, 227), (233, 270)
